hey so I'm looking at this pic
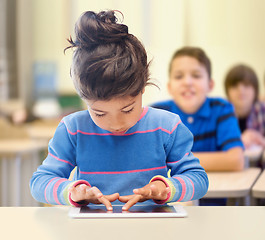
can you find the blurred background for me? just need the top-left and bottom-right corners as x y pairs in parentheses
(0, 0), (265, 206)
(1, 0), (265, 108)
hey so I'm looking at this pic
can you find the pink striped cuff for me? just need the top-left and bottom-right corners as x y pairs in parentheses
(187, 177), (195, 201)
(45, 177), (59, 204)
(174, 177), (186, 201)
(68, 180), (91, 207)
(54, 179), (68, 205)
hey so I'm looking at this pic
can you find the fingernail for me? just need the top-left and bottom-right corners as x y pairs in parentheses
(108, 207), (113, 211)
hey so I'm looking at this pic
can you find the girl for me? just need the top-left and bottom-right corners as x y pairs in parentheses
(30, 11), (208, 210)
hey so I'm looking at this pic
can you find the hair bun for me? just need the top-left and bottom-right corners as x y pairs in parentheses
(74, 10), (128, 49)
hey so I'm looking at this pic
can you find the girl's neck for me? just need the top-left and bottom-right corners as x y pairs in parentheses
(138, 106), (148, 121)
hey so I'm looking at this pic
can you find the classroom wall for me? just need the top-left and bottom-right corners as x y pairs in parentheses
(17, 0), (265, 106)
(185, 0), (265, 100)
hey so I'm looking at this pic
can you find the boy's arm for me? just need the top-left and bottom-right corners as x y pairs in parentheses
(194, 147), (244, 172)
(198, 100), (245, 172)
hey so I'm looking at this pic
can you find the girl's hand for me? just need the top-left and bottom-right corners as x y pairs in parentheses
(68, 184), (119, 211)
(118, 180), (170, 211)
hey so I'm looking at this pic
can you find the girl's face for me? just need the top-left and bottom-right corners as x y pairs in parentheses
(168, 56), (213, 114)
(86, 93), (143, 134)
(227, 83), (256, 117)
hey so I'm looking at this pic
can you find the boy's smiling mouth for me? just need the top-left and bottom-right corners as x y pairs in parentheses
(181, 91), (195, 98)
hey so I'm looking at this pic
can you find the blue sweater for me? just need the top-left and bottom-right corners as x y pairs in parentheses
(30, 107), (208, 206)
(151, 98), (244, 152)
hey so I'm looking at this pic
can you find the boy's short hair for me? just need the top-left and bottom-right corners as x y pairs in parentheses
(169, 46), (212, 79)
(224, 64), (259, 101)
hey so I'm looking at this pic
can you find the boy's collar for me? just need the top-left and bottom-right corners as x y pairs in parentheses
(195, 98), (211, 118)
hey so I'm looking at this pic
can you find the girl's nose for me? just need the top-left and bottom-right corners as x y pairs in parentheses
(109, 117), (124, 131)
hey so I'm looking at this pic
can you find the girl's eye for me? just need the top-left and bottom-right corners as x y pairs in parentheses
(95, 113), (105, 117)
(122, 108), (134, 114)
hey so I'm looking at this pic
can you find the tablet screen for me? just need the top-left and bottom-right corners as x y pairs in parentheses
(69, 204), (187, 218)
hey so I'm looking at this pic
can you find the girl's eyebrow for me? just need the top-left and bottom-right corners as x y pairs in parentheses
(91, 101), (135, 113)
(90, 108), (106, 113)
(120, 101), (135, 110)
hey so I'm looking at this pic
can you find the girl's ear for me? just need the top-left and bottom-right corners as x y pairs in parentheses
(142, 88), (145, 94)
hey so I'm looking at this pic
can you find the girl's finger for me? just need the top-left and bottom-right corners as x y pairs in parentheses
(133, 187), (151, 197)
(87, 186), (103, 198)
(97, 195), (113, 211)
(118, 195), (134, 203)
(134, 184), (159, 198)
(134, 185), (170, 201)
(105, 193), (120, 202)
(122, 195), (141, 211)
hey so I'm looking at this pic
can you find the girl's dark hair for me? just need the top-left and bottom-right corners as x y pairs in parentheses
(169, 46), (212, 79)
(65, 10), (152, 101)
(224, 64), (259, 102)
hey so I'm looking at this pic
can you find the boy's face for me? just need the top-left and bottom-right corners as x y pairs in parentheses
(86, 93), (143, 134)
(227, 82), (255, 116)
(168, 56), (213, 114)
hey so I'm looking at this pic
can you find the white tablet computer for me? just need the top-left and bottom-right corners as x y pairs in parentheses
(68, 204), (187, 218)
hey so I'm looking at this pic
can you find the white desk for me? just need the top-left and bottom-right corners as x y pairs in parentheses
(252, 170), (265, 199)
(204, 168), (261, 198)
(0, 139), (47, 206)
(0, 206), (264, 240)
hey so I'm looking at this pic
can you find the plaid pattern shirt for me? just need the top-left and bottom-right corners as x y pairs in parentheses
(247, 101), (265, 136)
